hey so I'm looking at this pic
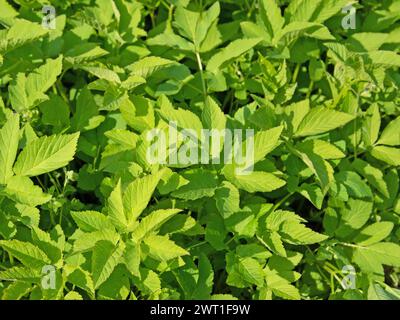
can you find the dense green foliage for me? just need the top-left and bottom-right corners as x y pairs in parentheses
(0, 0), (400, 300)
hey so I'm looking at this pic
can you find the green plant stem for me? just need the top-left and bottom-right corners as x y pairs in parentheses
(271, 193), (294, 212)
(306, 80), (314, 99)
(292, 63), (301, 84)
(195, 51), (207, 101)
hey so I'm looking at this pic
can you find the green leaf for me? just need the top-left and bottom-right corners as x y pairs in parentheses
(172, 169), (219, 200)
(335, 199), (373, 238)
(260, 231), (287, 257)
(280, 219), (328, 245)
(370, 146), (400, 166)
(107, 180), (128, 231)
(2, 281), (32, 300)
(202, 96), (226, 131)
(0, 114), (20, 184)
(207, 38), (262, 73)
(215, 181), (241, 218)
(364, 51), (400, 67)
(294, 149), (334, 195)
(368, 283), (400, 300)
(143, 235), (188, 262)
(362, 104), (381, 147)
(0, 240), (50, 269)
(236, 257), (265, 287)
(253, 126), (283, 164)
(0, 266), (41, 282)
(265, 268), (301, 300)
(71, 211), (114, 232)
(123, 169), (165, 226)
(191, 254), (214, 299)
(123, 240), (141, 277)
(132, 209), (181, 241)
(158, 95), (203, 135)
(223, 167), (286, 193)
(352, 159), (389, 198)
(173, 2), (220, 49)
(4, 19), (48, 52)
(294, 107), (355, 137)
(72, 228), (120, 253)
(10, 57), (63, 111)
(377, 116), (400, 146)
(14, 133), (80, 177)
(353, 242), (400, 274)
(259, 0), (285, 39)
(91, 240), (125, 289)
(297, 140), (345, 159)
(5, 175), (51, 206)
(65, 267), (95, 295)
(25, 57), (63, 106)
(127, 56), (175, 78)
(354, 222), (394, 246)
(71, 88), (99, 132)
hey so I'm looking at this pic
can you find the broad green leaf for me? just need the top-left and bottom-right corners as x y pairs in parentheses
(280, 220), (328, 245)
(14, 133), (80, 177)
(295, 107), (355, 137)
(77, 65), (120, 83)
(236, 257), (265, 287)
(202, 96), (226, 131)
(5, 175), (51, 206)
(260, 231), (287, 257)
(123, 240), (141, 277)
(107, 180), (128, 231)
(265, 268), (301, 300)
(295, 149), (334, 195)
(172, 169), (219, 200)
(223, 167), (286, 193)
(0, 240), (50, 269)
(65, 267), (95, 295)
(4, 19), (48, 52)
(259, 0), (285, 38)
(91, 240), (125, 289)
(298, 183), (324, 209)
(368, 283), (400, 300)
(0, 0), (17, 19)
(377, 116), (400, 146)
(352, 159), (389, 198)
(123, 169), (166, 225)
(0, 266), (41, 282)
(71, 88), (99, 132)
(335, 199), (373, 238)
(127, 56), (175, 78)
(354, 222), (394, 246)
(353, 242), (400, 273)
(158, 95), (203, 135)
(370, 146), (400, 166)
(0, 114), (20, 184)
(297, 140), (345, 159)
(2, 281), (32, 300)
(25, 57), (63, 107)
(207, 38), (262, 73)
(362, 104), (381, 147)
(283, 100), (310, 134)
(253, 126), (283, 163)
(72, 228), (120, 253)
(132, 209), (181, 241)
(364, 51), (400, 67)
(64, 291), (83, 300)
(215, 181), (241, 218)
(71, 211), (114, 232)
(191, 254), (214, 299)
(143, 235), (188, 262)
